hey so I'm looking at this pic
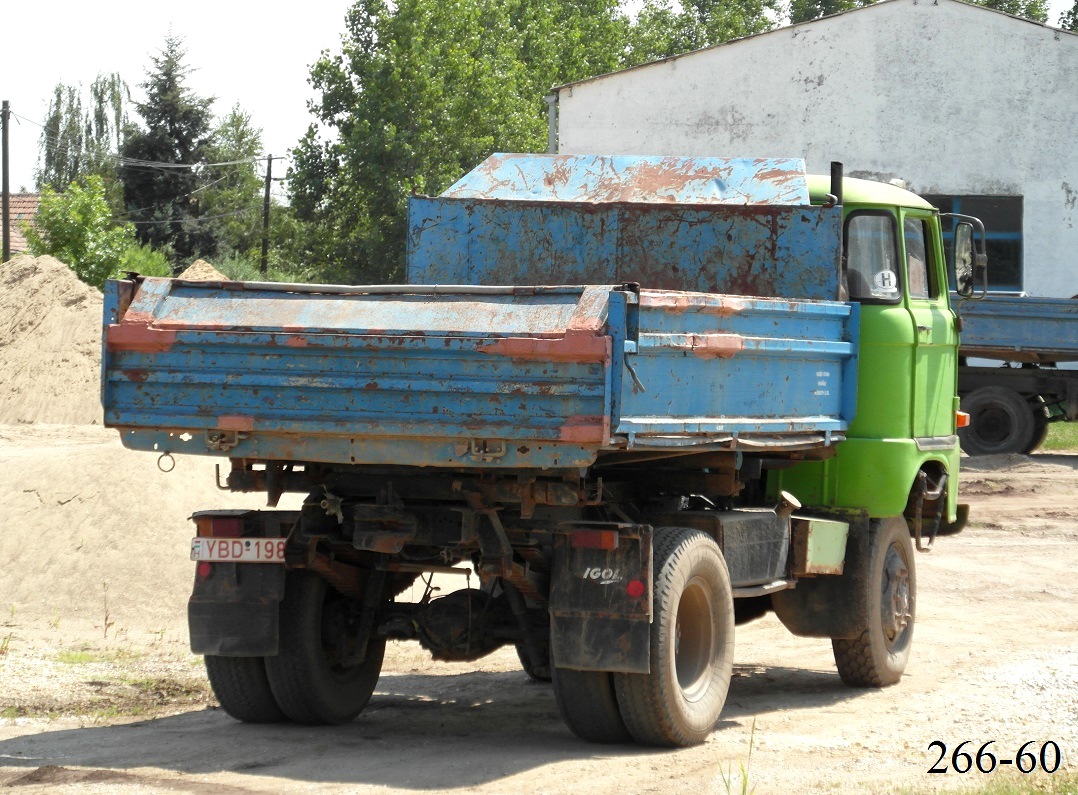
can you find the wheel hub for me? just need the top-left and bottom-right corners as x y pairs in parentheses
(881, 544), (911, 646)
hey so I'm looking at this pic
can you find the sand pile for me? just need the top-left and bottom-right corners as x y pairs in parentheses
(0, 255), (104, 425)
(178, 259), (228, 281)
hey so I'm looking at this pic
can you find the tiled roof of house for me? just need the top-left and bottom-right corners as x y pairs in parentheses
(6, 194), (40, 253)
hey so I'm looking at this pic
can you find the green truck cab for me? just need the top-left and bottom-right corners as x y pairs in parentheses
(776, 176), (965, 539)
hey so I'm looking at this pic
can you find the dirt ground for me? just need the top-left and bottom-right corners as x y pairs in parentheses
(0, 426), (1075, 794)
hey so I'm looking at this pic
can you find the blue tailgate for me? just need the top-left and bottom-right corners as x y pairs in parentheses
(103, 279), (615, 469)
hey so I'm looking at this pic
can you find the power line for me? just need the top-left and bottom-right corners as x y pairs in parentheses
(12, 110), (287, 172)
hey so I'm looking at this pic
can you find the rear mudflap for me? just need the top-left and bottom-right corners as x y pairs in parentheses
(548, 524), (653, 673)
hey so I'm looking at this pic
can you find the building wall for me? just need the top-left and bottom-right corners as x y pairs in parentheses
(557, 0), (1078, 297)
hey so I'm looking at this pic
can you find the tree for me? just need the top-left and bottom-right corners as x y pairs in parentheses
(1060, 0), (1078, 29)
(25, 175), (137, 289)
(788, 0), (874, 25)
(971, 0), (1047, 22)
(35, 73), (130, 201)
(289, 0), (782, 283)
(625, 0), (779, 64)
(121, 34), (216, 266)
(200, 104), (265, 259)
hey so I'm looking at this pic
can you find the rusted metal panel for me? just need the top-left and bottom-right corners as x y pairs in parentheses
(409, 153), (840, 301)
(103, 275), (858, 467)
(615, 290), (858, 440)
(102, 279), (613, 469)
(441, 153), (810, 205)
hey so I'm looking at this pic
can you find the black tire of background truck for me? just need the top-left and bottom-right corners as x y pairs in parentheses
(264, 570), (385, 725)
(553, 667), (632, 743)
(1024, 399), (1051, 454)
(832, 516), (915, 687)
(204, 655), (285, 723)
(958, 386), (1036, 456)
(612, 528), (734, 747)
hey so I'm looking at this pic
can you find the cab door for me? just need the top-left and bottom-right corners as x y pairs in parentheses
(902, 212), (958, 442)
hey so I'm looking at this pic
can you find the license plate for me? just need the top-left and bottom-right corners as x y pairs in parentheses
(190, 537), (286, 563)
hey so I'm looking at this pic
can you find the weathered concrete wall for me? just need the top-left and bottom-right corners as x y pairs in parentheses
(557, 0), (1078, 297)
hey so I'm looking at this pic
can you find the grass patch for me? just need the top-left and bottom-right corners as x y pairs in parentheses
(54, 646), (144, 665)
(1041, 422), (1078, 452)
(904, 771), (1078, 794)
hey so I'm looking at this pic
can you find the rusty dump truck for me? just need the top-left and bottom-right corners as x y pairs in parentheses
(101, 154), (981, 747)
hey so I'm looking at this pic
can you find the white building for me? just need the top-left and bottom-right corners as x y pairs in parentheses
(554, 0), (1078, 297)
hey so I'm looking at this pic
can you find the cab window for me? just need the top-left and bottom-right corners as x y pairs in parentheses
(903, 217), (936, 299)
(845, 212), (900, 303)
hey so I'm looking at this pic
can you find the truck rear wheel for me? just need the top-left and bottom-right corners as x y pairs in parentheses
(204, 655), (285, 723)
(265, 570), (385, 725)
(552, 667), (631, 743)
(959, 386), (1035, 456)
(613, 528), (734, 747)
(832, 516), (915, 687)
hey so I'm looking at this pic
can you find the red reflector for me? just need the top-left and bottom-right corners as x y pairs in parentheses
(195, 516), (243, 538)
(626, 579), (646, 598)
(196, 562), (213, 579)
(956, 410), (971, 429)
(570, 529), (619, 550)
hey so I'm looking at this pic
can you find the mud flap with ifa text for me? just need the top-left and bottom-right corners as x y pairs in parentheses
(548, 524), (653, 674)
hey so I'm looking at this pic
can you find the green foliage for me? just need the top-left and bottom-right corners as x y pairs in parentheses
(970, 0), (1048, 22)
(121, 34), (216, 265)
(626, 0), (778, 63)
(120, 242), (172, 277)
(35, 73), (130, 209)
(788, 0), (874, 25)
(200, 104), (266, 259)
(289, 0), (777, 284)
(210, 250), (322, 285)
(1060, 0), (1078, 29)
(25, 175), (137, 289)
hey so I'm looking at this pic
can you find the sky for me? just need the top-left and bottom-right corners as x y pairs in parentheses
(3, 1), (355, 193)
(2, 0), (1073, 194)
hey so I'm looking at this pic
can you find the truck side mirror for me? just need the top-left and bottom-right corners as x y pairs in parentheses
(944, 215), (988, 300)
(953, 223), (975, 298)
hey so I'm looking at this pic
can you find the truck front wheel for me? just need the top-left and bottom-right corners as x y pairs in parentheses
(613, 528), (734, 747)
(832, 516), (915, 687)
(204, 655), (284, 723)
(959, 386), (1035, 456)
(265, 570), (385, 725)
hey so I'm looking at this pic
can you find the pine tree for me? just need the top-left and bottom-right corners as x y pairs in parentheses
(120, 34), (215, 266)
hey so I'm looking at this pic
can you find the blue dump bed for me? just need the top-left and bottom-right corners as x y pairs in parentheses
(102, 154), (858, 470)
(957, 295), (1078, 363)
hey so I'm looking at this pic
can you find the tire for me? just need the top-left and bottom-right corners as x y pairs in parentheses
(958, 386), (1035, 456)
(552, 667), (632, 744)
(516, 641), (552, 682)
(1024, 399), (1050, 454)
(204, 655), (285, 723)
(832, 516), (915, 687)
(265, 570), (385, 725)
(613, 528), (734, 748)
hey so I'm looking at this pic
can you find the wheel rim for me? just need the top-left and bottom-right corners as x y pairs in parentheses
(972, 404), (1015, 448)
(880, 542), (912, 650)
(674, 576), (715, 702)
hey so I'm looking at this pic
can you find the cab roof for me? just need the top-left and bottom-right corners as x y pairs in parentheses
(807, 174), (935, 210)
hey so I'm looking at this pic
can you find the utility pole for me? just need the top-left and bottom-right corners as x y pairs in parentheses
(2, 101), (10, 263)
(260, 154), (272, 275)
